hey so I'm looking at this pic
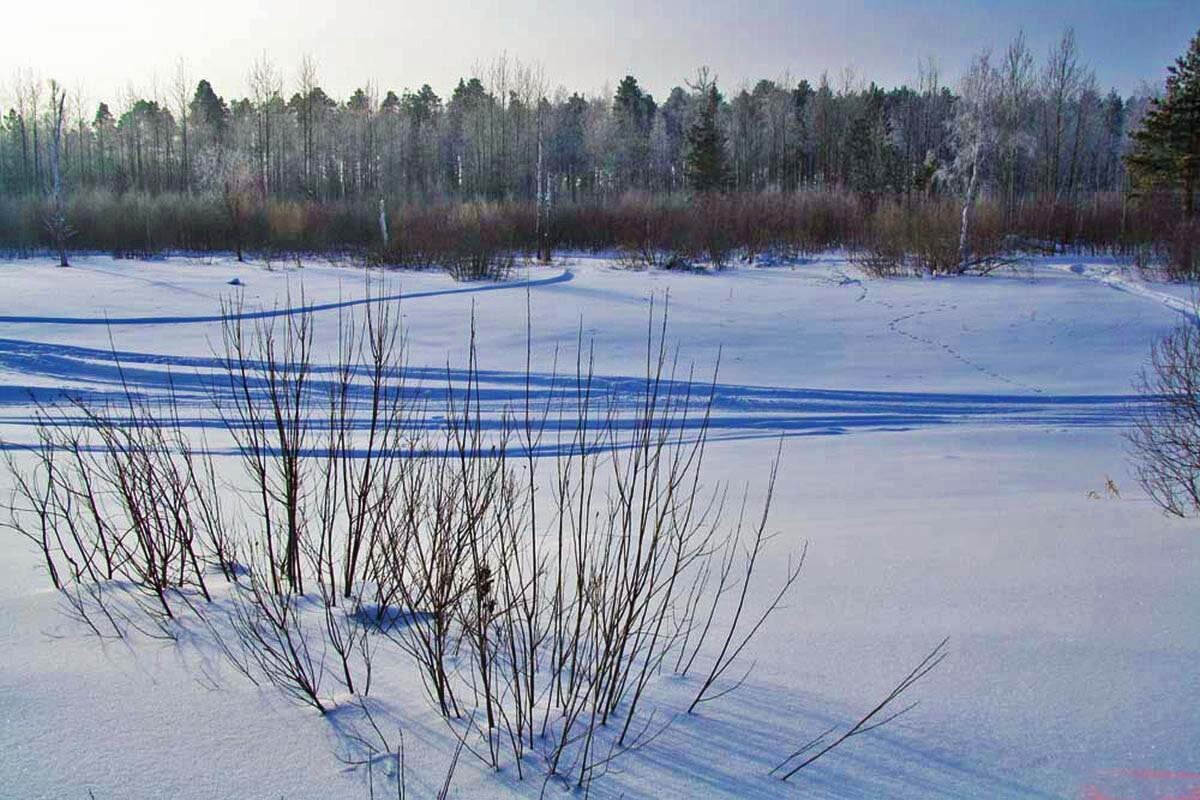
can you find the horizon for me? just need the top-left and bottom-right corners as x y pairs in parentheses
(5, 0), (1194, 108)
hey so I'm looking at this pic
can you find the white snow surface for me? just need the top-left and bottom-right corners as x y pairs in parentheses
(0, 253), (1196, 799)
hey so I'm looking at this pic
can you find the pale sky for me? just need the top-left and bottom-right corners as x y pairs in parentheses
(4, 0), (1195, 107)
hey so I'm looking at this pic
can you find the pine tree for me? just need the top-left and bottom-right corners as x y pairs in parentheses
(190, 79), (229, 145)
(1127, 29), (1200, 218)
(685, 82), (728, 193)
(92, 103), (114, 186)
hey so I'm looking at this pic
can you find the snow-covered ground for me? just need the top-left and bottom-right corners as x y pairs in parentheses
(0, 253), (1196, 799)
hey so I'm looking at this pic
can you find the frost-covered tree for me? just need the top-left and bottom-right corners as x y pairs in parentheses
(195, 147), (258, 261)
(1039, 28), (1086, 197)
(946, 51), (1001, 270)
(996, 32), (1036, 206)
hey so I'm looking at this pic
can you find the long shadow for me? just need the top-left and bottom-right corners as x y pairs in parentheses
(0, 267), (573, 325)
(0, 335), (1145, 455)
(582, 680), (1064, 799)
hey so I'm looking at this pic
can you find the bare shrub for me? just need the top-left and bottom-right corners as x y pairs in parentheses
(0, 295), (951, 796)
(220, 549), (330, 714)
(367, 201), (518, 280)
(860, 197), (1013, 277)
(1, 387), (225, 636)
(688, 195), (739, 268)
(1129, 321), (1200, 516)
(4, 188), (1188, 279)
(610, 193), (693, 269)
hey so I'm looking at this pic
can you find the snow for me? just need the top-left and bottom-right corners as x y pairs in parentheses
(0, 253), (1197, 799)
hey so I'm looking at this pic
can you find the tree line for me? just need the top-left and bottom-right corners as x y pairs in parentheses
(2, 28), (1197, 277)
(0, 31), (1154, 205)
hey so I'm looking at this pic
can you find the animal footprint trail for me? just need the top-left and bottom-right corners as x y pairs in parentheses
(885, 302), (1044, 394)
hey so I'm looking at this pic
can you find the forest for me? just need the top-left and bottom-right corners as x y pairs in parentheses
(1, 28), (1196, 275)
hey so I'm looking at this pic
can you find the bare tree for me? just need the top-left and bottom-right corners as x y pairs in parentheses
(248, 53), (281, 195)
(1041, 28), (1085, 198)
(998, 32), (1036, 207)
(46, 79), (71, 266)
(171, 59), (193, 192)
(26, 71), (44, 189)
(296, 54), (318, 193)
(70, 84), (88, 184)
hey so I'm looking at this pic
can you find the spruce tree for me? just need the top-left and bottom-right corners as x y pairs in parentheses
(1127, 28), (1200, 218)
(613, 76), (656, 189)
(685, 83), (728, 193)
(847, 84), (893, 195)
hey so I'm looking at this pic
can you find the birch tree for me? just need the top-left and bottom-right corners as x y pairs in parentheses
(172, 60), (193, 191)
(45, 79), (70, 266)
(947, 51), (1001, 271)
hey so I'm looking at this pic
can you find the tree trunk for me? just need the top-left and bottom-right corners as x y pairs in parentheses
(378, 196), (389, 248)
(47, 85), (69, 267)
(958, 157), (979, 274)
(1184, 171), (1196, 276)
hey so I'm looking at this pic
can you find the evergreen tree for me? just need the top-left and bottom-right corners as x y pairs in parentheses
(612, 76), (656, 190)
(446, 78), (493, 194)
(551, 93), (587, 200)
(685, 82), (728, 193)
(347, 88), (371, 113)
(1127, 28), (1200, 218)
(847, 83), (894, 194)
(190, 79), (229, 141)
(403, 85), (441, 194)
(792, 80), (814, 186)
(0, 46), (1157, 207)
(92, 103), (114, 186)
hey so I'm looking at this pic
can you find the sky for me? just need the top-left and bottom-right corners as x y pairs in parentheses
(3, 0), (1195, 107)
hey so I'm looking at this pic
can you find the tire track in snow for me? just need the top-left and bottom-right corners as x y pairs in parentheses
(67, 261), (223, 302)
(0, 333), (1139, 450)
(0, 268), (574, 326)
